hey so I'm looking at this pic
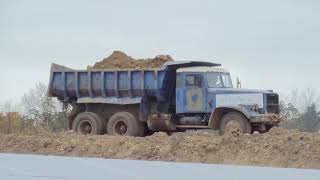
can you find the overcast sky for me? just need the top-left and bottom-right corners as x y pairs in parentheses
(0, 0), (319, 103)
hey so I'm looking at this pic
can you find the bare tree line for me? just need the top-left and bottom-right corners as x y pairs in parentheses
(0, 82), (67, 134)
(280, 88), (320, 132)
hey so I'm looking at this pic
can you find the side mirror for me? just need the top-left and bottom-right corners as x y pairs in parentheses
(236, 77), (241, 88)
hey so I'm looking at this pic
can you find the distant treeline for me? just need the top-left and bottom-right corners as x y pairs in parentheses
(0, 83), (67, 135)
(280, 89), (320, 132)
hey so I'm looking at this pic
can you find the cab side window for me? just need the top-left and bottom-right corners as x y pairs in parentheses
(185, 74), (202, 87)
(176, 74), (182, 88)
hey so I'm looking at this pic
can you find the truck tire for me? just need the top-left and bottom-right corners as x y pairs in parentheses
(72, 112), (104, 135)
(107, 112), (143, 137)
(219, 112), (251, 135)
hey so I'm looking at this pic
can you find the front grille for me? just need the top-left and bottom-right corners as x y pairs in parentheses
(266, 93), (280, 114)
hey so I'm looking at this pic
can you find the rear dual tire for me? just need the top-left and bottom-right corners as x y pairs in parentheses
(107, 112), (144, 137)
(72, 112), (104, 135)
(72, 111), (144, 137)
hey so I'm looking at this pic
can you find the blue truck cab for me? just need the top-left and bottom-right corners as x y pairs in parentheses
(173, 66), (279, 133)
(48, 61), (280, 136)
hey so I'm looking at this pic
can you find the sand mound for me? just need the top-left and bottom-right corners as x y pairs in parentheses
(1, 127), (320, 169)
(88, 51), (174, 69)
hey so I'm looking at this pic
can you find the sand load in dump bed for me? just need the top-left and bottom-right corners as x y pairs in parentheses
(88, 51), (174, 69)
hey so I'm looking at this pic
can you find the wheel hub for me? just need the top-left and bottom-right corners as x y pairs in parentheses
(114, 121), (128, 135)
(224, 120), (241, 134)
(78, 120), (93, 135)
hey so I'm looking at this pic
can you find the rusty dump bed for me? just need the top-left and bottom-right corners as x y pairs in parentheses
(48, 61), (220, 104)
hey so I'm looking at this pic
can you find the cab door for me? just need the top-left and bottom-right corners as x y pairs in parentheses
(183, 73), (205, 112)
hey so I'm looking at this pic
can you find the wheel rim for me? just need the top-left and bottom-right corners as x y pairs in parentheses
(78, 120), (93, 135)
(114, 121), (128, 135)
(224, 120), (241, 134)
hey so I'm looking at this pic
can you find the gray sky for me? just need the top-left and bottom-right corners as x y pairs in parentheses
(0, 0), (320, 103)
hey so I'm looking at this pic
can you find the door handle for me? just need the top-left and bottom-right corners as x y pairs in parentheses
(208, 100), (213, 108)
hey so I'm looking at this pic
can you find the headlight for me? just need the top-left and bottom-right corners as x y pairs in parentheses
(251, 104), (259, 112)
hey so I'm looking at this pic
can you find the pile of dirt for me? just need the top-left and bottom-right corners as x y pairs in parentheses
(88, 51), (174, 69)
(0, 127), (319, 169)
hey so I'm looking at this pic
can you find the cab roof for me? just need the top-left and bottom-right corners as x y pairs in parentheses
(177, 66), (229, 73)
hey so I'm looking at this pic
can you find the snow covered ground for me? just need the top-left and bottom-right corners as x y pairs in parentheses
(0, 153), (319, 180)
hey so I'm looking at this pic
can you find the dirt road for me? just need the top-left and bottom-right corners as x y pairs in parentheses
(1, 127), (319, 169)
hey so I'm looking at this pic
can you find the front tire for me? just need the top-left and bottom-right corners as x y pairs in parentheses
(72, 112), (104, 135)
(219, 112), (251, 135)
(107, 112), (143, 136)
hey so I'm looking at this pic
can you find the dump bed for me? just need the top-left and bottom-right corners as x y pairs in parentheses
(48, 64), (167, 104)
(48, 61), (220, 104)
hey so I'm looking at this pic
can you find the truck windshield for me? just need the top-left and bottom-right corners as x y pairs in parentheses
(206, 73), (233, 88)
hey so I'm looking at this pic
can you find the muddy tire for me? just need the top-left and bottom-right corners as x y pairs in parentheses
(219, 112), (251, 135)
(72, 112), (104, 135)
(107, 112), (142, 137)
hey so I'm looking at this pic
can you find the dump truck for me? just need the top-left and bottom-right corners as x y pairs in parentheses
(48, 61), (280, 136)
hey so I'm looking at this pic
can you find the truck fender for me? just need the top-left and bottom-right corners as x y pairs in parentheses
(208, 106), (251, 130)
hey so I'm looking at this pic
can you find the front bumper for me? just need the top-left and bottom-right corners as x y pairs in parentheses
(250, 113), (281, 125)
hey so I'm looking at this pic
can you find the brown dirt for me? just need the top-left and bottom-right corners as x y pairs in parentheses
(88, 51), (174, 69)
(1, 127), (320, 169)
